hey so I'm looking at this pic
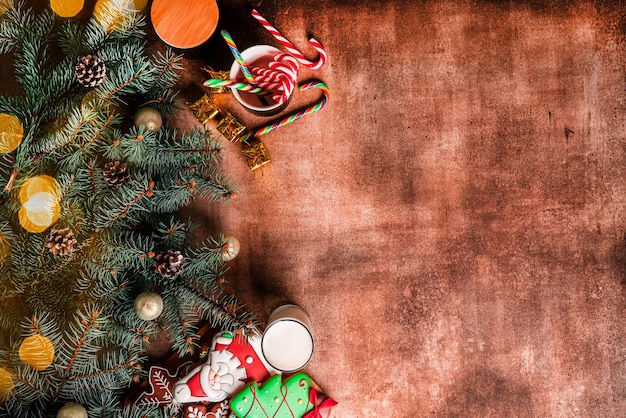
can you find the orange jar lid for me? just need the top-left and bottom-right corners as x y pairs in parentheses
(151, 0), (219, 49)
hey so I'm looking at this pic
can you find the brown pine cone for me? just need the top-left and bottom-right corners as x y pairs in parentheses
(154, 250), (185, 279)
(48, 228), (77, 256)
(76, 55), (106, 87)
(103, 161), (130, 186)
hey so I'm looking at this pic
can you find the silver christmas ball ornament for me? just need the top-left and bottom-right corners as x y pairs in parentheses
(57, 402), (88, 418)
(133, 107), (162, 132)
(134, 291), (164, 321)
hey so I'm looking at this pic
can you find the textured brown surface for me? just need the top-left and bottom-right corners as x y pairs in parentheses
(175, 1), (626, 416)
(4, 0), (626, 416)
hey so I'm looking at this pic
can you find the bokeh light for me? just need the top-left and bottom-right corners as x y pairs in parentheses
(18, 176), (61, 233)
(18, 335), (55, 371)
(0, 113), (24, 154)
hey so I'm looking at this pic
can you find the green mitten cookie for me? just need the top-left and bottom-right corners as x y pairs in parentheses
(230, 372), (314, 418)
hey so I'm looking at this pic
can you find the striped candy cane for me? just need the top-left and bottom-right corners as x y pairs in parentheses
(249, 66), (284, 81)
(204, 79), (267, 94)
(251, 9), (327, 70)
(241, 80), (330, 141)
(221, 30), (257, 85)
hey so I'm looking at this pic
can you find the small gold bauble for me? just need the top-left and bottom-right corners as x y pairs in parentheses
(133, 107), (162, 132)
(56, 402), (88, 418)
(221, 234), (240, 262)
(19, 334), (55, 371)
(0, 368), (14, 404)
(134, 291), (164, 321)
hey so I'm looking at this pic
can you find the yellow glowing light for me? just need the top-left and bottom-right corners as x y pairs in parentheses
(93, 0), (136, 31)
(0, 368), (13, 404)
(18, 204), (59, 233)
(23, 192), (60, 226)
(19, 175), (60, 204)
(50, 0), (85, 18)
(0, 0), (14, 18)
(81, 91), (123, 125)
(132, 0), (148, 11)
(19, 335), (55, 371)
(18, 176), (61, 233)
(0, 113), (24, 154)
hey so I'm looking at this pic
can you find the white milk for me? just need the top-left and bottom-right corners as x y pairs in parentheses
(261, 305), (314, 372)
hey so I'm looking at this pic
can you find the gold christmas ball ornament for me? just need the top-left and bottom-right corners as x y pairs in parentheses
(221, 234), (240, 262)
(56, 402), (88, 418)
(134, 291), (164, 321)
(133, 107), (162, 132)
(0, 368), (14, 404)
(19, 334), (55, 371)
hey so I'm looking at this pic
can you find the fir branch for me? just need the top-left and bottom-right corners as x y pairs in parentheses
(147, 49), (183, 91)
(180, 283), (258, 338)
(104, 127), (156, 165)
(0, 1), (32, 55)
(31, 108), (87, 158)
(79, 112), (116, 152)
(0, 2), (253, 412)
(51, 306), (107, 403)
(93, 178), (155, 229)
(57, 173), (77, 203)
(166, 291), (200, 354)
(107, 9), (146, 40)
(101, 59), (150, 102)
(9, 366), (51, 403)
(68, 360), (134, 381)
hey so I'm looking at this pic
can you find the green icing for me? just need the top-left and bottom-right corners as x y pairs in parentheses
(230, 372), (314, 418)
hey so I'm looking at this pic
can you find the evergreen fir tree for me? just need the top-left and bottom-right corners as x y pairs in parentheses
(0, 1), (256, 416)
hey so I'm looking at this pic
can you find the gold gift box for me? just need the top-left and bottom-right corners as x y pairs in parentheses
(188, 95), (248, 143)
(201, 67), (231, 94)
(188, 95), (272, 170)
(242, 139), (271, 170)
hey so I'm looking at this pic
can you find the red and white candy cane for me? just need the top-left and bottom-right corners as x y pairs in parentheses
(274, 53), (299, 72)
(249, 66), (284, 81)
(251, 9), (328, 70)
(268, 54), (299, 103)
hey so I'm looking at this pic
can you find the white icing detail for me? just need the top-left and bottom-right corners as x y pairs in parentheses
(173, 383), (191, 403)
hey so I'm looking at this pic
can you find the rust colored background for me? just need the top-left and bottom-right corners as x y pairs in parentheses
(4, 0), (626, 416)
(187, 1), (626, 416)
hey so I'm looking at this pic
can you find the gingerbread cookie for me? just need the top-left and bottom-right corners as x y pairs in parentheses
(174, 331), (280, 404)
(229, 372), (314, 418)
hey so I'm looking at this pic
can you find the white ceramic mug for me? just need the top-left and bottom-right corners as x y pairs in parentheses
(229, 45), (295, 117)
(261, 304), (314, 372)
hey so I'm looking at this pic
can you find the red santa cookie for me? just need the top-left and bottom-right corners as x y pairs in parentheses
(174, 331), (279, 403)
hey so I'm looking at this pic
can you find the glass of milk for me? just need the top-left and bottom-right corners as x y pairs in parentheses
(261, 304), (314, 372)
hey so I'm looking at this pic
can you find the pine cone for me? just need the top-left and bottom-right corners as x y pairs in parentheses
(47, 228), (77, 256)
(154, 250), (185, 279)
(103, 161), (130, 186)
(76, 55), (106, 87)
